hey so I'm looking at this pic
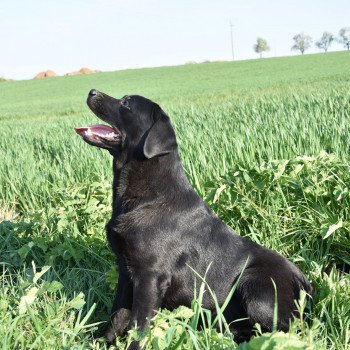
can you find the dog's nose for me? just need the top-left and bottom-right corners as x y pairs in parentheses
(89, 89), (98, 96)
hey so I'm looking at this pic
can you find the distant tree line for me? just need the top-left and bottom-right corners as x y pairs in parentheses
(253, 27), (350, 57)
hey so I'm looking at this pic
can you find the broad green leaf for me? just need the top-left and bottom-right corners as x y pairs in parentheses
(45, 281), (64, 293)
(68, 292), (85, 310)
(274, 160), (289, 180)
(33, 265), (51, 283)
(323, 219), (343, 239)
(18, 287), (39, 314)
(173, 306), (195, 319)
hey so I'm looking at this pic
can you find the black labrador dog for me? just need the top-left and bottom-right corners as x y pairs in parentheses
(75, 90), (312, 348)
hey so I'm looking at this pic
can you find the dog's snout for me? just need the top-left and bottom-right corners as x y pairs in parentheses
(89, 89), (98, 97)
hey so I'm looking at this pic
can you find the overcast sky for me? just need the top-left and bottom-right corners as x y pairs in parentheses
(1, 0), (349, 80)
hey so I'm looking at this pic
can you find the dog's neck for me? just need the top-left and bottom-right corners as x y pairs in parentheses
(111, 151), (191, 217)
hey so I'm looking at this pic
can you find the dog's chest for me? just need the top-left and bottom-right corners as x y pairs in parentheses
(106, 208), (165, 273)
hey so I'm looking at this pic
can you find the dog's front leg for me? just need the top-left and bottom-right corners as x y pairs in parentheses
(104, 272), (133, 344)
(127, 272), (169, 350)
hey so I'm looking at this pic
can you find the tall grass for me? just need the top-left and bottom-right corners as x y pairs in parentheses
(0, 52), (349, 349)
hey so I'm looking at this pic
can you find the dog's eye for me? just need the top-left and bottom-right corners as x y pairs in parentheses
(121, 97), (131, 110)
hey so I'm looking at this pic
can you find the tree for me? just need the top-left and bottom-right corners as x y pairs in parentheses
(316, 32), (334, 52)
(338, 27), (350, 50)
(254, 37), (270, 58)
(291, 33), (312, 55)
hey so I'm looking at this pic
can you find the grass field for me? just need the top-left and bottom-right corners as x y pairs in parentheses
(1, 51), (350, 349)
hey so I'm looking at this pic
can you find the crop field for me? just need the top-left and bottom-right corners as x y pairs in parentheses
(1, 51), (350, 349)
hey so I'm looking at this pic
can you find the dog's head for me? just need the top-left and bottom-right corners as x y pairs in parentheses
(75, 90), (177, 159)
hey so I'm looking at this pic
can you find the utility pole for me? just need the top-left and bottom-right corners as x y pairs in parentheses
(229, 21), (234, 61)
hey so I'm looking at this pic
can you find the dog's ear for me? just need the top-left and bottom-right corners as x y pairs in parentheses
(143, 105), (177, 159)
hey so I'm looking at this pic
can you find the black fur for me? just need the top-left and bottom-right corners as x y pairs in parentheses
(79, 90), (312, 349)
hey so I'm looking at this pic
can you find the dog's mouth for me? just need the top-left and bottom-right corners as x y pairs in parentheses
(74, 124), (122, 144)
(75, 89), (123, 147)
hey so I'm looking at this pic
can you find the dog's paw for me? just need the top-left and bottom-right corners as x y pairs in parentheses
(127, 341), (140, 350)
(104, 329), (117, 346)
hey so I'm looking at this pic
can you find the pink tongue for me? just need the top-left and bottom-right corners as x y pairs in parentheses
(75, 124), (117, 138)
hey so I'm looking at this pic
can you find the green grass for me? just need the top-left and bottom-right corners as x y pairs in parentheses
(1, 51), (350, 349)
